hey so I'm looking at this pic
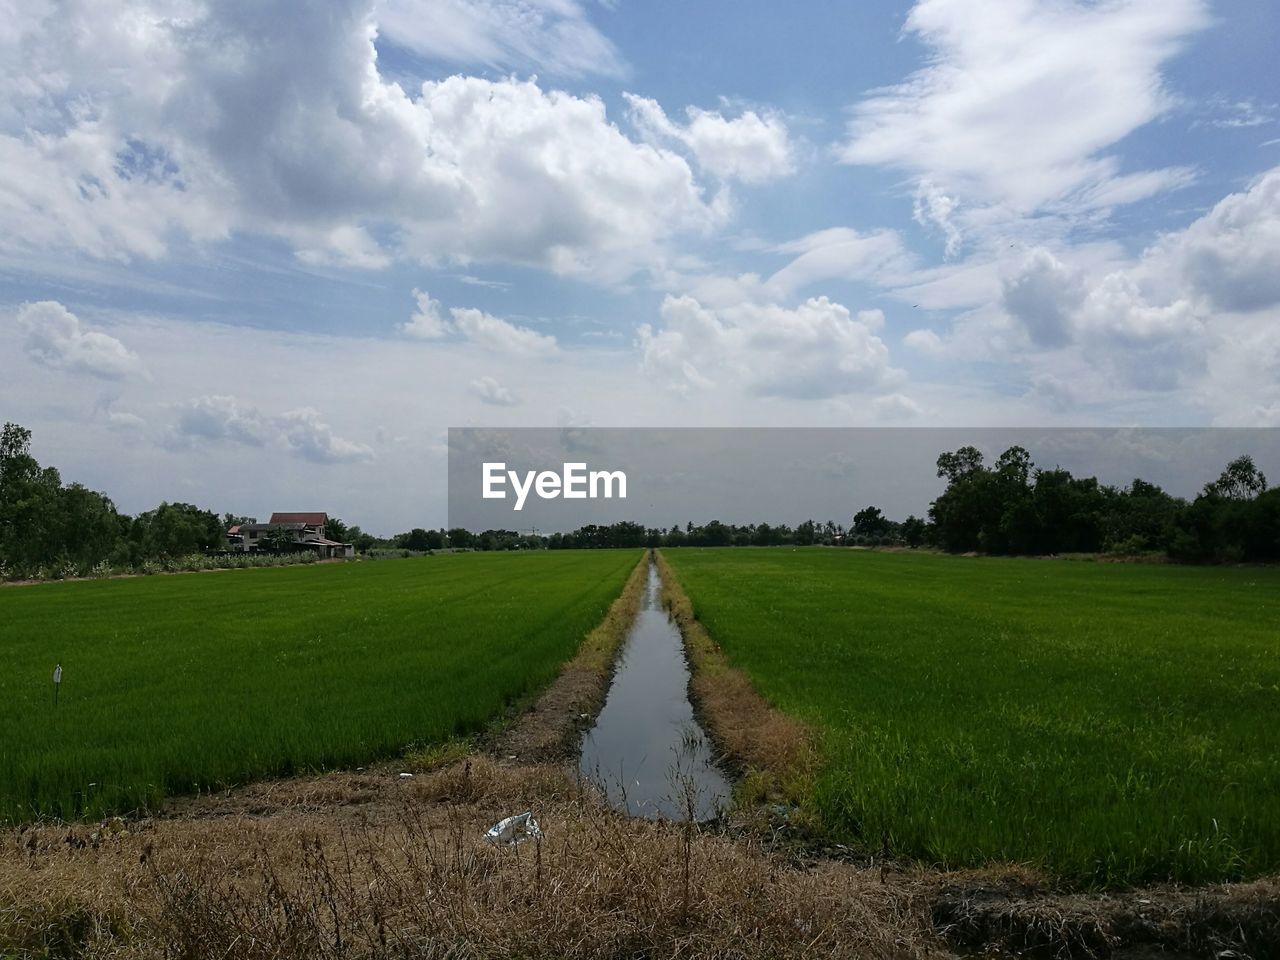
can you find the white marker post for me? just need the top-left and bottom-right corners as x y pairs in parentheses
(53, 662), (62, 706)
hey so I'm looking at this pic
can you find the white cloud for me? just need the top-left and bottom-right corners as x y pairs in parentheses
(639, 295), (902, 400)
(625, 94), (794, 184)
(1000, 248), (1086, 348)
(1204, 97), (1275, 130)
(872, 393), (923, 421)
(453, 308), (558, 358)
(920, 169), (1280, 397)
(1254, 402), (1280, 427)
(401, 291), (558, 355)
(169, 395), (374, 464)
(16, 300), (147, 380)
(903, 328), (945, 355)
(170, 395), (273, 447)
(295, 226), (393, 271)
(766, 227), (910, 297)
(1154, 166), (1280, 313)
(840, 0), (1210, 218)
(376, 0), (625, 78)
(470, 375), (520, 406)
(450, 308), (558, 356)
(275, 408), (377, 464)
(0, 1), (726, 281)
(1076, 274), (1205, 390)
(913, 179), (962, 257)
(1025, 373), (1078, 413)
(106, 411), (147, 432)
(457, 274), (512, 290)
(403, 290), (451, 339)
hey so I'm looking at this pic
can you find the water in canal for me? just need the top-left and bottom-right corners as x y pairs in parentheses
(579, 558), (732, 821)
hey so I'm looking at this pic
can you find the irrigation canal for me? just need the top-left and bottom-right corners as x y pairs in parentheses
(578, 557), (731, 821)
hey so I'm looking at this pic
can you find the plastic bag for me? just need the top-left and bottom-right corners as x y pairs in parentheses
(485, 811), (542, 845)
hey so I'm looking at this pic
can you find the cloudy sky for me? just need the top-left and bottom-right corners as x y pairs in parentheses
(1, 0), (1278, 532)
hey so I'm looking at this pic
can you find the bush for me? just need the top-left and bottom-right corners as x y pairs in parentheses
(1105, 534), (1149, 556)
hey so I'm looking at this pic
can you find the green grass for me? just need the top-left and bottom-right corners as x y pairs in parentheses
(662, 547), (1280, 888)
(0, 550), (641, 823)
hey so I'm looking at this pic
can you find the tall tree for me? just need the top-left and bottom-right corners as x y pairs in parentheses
(852, 506), (891, 539)
(1203, 455), (1268, 501)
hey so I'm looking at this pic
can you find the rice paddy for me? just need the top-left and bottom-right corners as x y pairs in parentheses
(0, 550), (642, 823)
(661, 547), (1280, 888)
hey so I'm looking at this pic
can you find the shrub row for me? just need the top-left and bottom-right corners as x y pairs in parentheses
(0, 550), (321, 583)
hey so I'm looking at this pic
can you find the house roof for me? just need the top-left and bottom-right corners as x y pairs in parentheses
(269, 512), (328, 526)
(227, 524), (241, 534)
(241, 522), (306, 532)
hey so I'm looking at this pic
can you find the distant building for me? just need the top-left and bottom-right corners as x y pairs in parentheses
(231, 511), (353, 558)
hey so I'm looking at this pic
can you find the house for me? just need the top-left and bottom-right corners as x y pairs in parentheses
(232, 511), (354, 558)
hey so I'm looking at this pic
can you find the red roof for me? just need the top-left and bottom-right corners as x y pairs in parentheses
(227, 524), (241, 534)
(269, 512), (328, 526)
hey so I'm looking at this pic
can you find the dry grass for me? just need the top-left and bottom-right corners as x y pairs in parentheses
(0, 759), (943, 959)
(5, 761), (1279, 959)
(928, 868), (1280, 959)
(490, 552), (650, 763)
(653, 550), (816, 806)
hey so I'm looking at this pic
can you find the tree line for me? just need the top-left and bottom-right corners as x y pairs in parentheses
(922, 444), (1277, 562)
(393, 446), (1277, 563)
(4, 420), (1276, 577)
(0, 423), (366, 579)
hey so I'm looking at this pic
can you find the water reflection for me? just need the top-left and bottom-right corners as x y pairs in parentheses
(579, 560), (732, 821)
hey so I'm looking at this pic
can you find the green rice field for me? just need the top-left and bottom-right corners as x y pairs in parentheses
(662, 547), (1280, 888)
(0, 550), (641, 823)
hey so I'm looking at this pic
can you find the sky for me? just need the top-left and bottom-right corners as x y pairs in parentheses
(1, 0), (1278, 533)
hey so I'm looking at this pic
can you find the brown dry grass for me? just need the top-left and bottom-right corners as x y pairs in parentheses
(928, 868), (1280, 959)
(490, 551), (650, 763)
(0, 759), (944, 959)
(6, 761), (1278, 959)
(653, 550), (817, 806)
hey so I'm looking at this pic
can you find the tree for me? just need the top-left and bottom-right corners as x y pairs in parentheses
(1101, 479), (1182, 553)
(994, 446), (1033, 487)
(132, 503), (224, 556)
(58, 483), (124, 567)
(325, 516), (350, 542)
(1, 422), (113, 572)
(344, 525), (376, 553)
(1204, 455), (1268, 501)
(0, 422), (33, 467)
(852, 506), (891, 540)
(901, 515), (926, 548)
(936, 446), (985, 484)
(446, 528), (475, 549)
(261, 525), (299, 552)
(399, 528), (434, 551)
